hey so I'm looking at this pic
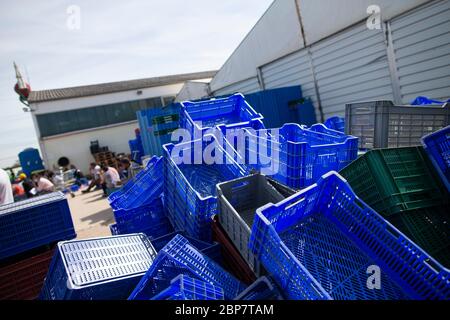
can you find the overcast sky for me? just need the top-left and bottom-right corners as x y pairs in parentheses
(0, 0), (273, 168)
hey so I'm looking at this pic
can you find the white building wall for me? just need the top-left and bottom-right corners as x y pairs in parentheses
(389, 0), (450, 103)
(213, 77), (261, 96)
(210, 0), (304, 92)
(210, 0), (430, 92)
(41, 122), (138, 173)
(299, 0), (430, 44)
(175, 81), (209, 102)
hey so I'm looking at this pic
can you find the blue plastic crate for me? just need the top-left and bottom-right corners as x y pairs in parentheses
(239, 123), (358, 189)
(112, 196), (165, 225)
(137, 104), (181, 157)
(324, 116), (345, 132)
(109, 156), (163, 210)
(109, 223), (119, 235)
(163, 134), (248, 241)
(151, 232), (222, 264)
(129, 235), (246, 300)
(180, 93), (265, 136)
(0, 192), (76, 260)
(108, 167), (149, 203)
(249, 171), (450, 300)
(40, 234), (157, 300)
(234, 276), (283, 300)
(115, 217), (174, 240)
(422, 125), (450, 192)
(152, 274), (225, 300)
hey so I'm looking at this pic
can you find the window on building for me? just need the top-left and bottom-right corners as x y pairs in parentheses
(37, 96), (166, 137)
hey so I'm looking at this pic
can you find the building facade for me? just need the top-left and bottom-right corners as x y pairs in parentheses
(27, 71), (216, 172)
(209, 0), (450, 122)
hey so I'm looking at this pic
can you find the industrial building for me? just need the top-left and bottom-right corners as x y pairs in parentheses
(209, 0), (450, 121)
(26, 71), (215, 172)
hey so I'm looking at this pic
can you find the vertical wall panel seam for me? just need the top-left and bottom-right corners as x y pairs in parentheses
(384, 21), (403, 104)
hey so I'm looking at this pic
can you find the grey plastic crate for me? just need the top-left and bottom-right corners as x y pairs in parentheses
(345, 100), (450, 149)
(217, 174), (289, 276)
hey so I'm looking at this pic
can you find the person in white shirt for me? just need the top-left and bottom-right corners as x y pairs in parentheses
(0, 168), (14, 205)
(82, 162), (102, 193)
(32, 173), (55, 194)
(100, 165), (120, 197)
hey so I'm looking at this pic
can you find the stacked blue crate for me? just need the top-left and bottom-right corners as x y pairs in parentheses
(0, 192), (76, 260)
(108, 156), (169, 238)
(137, 104), (181, 157)
(40, 234), (157, 300)
(248, 171), (450, 300)
(237, 123), (357, 189)
(163, 134), (248, 241)
(180, 93), (265, 137)
(129, 234), (246, 300)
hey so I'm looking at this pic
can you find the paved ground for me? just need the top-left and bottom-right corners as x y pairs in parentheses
(66, 189), (115, 239)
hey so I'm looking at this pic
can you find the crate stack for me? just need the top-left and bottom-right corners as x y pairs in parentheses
(0, 192), (76, 300)
(235, 123), (358, 189)
(345, 100), (450, 149)
(248, 171), (449, 300)
(340, 146), (450, 268)
(108, 156), (173, 240)
(89, 94), (450, 301)
(93, 151), (118, 169)
(129, 234), (247, 300)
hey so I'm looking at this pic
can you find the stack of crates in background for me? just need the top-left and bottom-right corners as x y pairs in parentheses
(0, 192), (76, 299)
(345, 100), (450, 149)
(238, 123), (358, 189)
(108, 156), (172, 239)
(40, 234), (157, 300)
(128, 234), (246, 300)
(248, 171), (450, 300)
(137, 104), (181, 157)
(163, 135), (248, 242)
(339, 146), (450, 267)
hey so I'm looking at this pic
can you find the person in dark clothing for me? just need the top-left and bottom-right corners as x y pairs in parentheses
(119, 158), (131, 181)
(18, 173), (35, 198)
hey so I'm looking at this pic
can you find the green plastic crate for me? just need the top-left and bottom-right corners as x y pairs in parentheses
(389, 205), (449, 268)
(340, 146), (448, 216)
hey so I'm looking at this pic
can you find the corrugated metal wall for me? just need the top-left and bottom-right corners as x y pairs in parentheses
(212, 0), (449, 121)
(261, 50), (321, 121)
(310, 23), (394, 118)
(390, 0), (450, 103)
(213, 77), (260, 96)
